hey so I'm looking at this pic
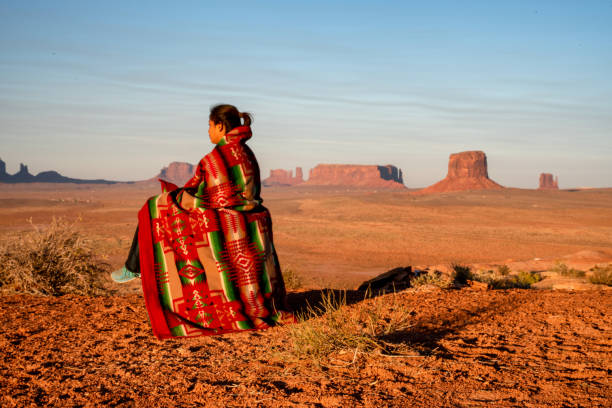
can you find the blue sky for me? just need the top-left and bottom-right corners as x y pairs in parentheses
(1, 1), (611, 188)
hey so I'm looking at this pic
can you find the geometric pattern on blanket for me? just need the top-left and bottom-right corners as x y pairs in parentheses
(138, 125), (295, 339)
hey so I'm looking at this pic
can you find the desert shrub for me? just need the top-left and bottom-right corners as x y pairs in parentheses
(288, 290), (413, 362)
(497, 264), (511, 276)
(516, 271), (543, 287)
(410, 270), (450, 288)
(550, 261), (585, 278)
(282, 268), (304, 290)
(451, 263), (473, 285)
(0, 218), (107, 296)
(589, 264), (612, 286)
(487, 271), (543, 289)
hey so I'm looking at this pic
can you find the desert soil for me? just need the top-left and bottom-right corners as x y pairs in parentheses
(1, 184), (612, 407)
(1, 288), (610, 407)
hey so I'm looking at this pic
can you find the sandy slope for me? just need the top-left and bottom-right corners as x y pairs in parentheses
(1, 288), (610, 407)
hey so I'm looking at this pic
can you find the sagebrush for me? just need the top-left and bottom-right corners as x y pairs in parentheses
(589, 264), (612, 286)
(497, 264), (511, 276)
(551, 261), (585, 278)
(0, 218), (107, 296)
(486, 271), (543, 289)
(410, 270), (450, 288)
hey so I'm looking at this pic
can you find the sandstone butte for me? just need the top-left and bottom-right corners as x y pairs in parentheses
(262, 167), (304, 187)
(303, 164), (405, 188)
(154, 161), (196, 186)
(539, 173), (559, 190)
(417, 150), (504, 194)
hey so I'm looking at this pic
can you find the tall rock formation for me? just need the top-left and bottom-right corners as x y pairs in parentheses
(538, 173), (559, 190)
(13, 163), (36, 182)
(378, 165), (404, 184)
(0, 158), (6, 179)
(156, 162), (196, 186)
(262, 167), (304, 186)
(418, 151), (503, 194)
(304, 164), (405, 188)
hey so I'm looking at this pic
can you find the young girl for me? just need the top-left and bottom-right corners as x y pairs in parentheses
(112, 104), (294, 338)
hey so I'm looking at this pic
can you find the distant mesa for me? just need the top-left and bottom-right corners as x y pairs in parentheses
(417, 150), (503, 194)
(0, 158), (117, 184)
(262, 167), (303, 187)
(304, 164), (405, 188)
(153, 161), (196, 186)
(538, 173), (559, 190)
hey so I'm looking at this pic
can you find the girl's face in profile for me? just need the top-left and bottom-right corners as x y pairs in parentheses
(208, 120), (225, 144)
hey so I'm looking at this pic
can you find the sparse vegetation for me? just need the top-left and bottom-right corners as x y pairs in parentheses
(451, 263), (474, 285)
(498, 264), (511, 276)
(0, 218), (107, 296)
(589, 264), (612, 286)
(282, 268), (304, 290)
(410, 270), (450, 288)
(486, 271), (543, 289)
(288, 290), (414, 363)
(516, 271), (544, 287)
(551, 261), (585, 278)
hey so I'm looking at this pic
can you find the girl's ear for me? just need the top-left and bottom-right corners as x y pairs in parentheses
(216, 122), (225, 134)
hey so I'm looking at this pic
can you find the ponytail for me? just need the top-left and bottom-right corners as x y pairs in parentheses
(240, 112), (252, 127)
(210, 104), (253, 132)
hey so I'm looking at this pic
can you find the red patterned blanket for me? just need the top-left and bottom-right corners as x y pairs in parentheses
(138, 126), (295, 339)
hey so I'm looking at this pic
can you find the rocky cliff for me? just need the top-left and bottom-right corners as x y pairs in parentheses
(304, 164), (405, 188)
(417, 151), (503, 194)
(538, 173), (559, 190)
(262, 167), (304, 186)
(0, 158), (117, 184)
(155, 162), (196, 186)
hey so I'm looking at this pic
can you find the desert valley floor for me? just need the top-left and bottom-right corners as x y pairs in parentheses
(0, 183), (611, 407)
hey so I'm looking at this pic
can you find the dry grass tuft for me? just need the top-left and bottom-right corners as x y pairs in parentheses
(287, 290), (414, 364)
(282, 268), (304, 290)
(410, 270), (450, 288)
(589, 264), (612, 286)
(0, 218), (108, 296)
(550, 261), (585, 278)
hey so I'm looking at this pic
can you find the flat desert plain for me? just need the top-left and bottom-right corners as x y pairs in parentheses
(1, 183), (611, 407)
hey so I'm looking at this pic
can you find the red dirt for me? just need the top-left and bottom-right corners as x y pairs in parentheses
(1, 288), (610, 407)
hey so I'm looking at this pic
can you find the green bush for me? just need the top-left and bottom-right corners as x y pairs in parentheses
(451, 263), (473, 285)
(487, 271), (543, 289)
(0, 218), (107, 296)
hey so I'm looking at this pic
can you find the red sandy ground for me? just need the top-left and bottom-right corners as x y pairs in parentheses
(1, 184), (612, 407)
(1, 288), (610, 407)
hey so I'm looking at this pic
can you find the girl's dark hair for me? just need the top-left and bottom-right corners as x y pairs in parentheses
(209, 104), (252, 132)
